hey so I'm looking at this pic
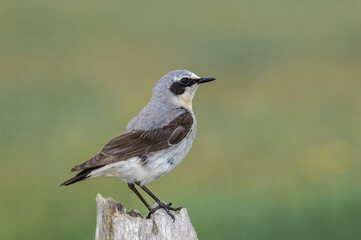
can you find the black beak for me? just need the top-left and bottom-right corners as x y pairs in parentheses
(199, 77), (216, 84)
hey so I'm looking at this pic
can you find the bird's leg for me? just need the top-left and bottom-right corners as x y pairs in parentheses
(127, 183), (151, 211)
(136, 183), (182, 222)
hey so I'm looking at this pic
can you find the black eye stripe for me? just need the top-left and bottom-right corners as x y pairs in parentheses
(180, 78), (197, 86)
(169, 78), (198, 95)
(180, 78), (189, 85)
(170, 82), (186, 95)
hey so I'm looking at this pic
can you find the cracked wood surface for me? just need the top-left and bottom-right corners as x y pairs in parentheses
(95, 194), (198, 240)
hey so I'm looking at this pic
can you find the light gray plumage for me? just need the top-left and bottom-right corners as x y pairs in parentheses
(126, 70), (198, 131)
(115, 71), (200, 184)
(60, 70), (215, 221)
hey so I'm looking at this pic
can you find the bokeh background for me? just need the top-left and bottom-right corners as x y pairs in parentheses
(1, 0), (361, 239)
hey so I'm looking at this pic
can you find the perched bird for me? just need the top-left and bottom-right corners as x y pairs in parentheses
(60, 70), (215, 221)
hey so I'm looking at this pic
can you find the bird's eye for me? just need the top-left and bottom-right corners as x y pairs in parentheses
(180, 77), (190, 85)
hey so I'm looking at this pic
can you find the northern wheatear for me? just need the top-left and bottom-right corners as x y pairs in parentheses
(61, 70), (215, 221)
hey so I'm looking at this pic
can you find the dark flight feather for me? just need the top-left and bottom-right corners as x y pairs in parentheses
(69, 110), (193, 173)
(59, 167), (99, 186)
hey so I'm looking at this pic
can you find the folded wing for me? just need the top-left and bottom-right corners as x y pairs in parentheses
(60, 110), (193, 186)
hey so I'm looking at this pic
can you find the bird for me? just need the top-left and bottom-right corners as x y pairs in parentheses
(60, 70), (215, 221)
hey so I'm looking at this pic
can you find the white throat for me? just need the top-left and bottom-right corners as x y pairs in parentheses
(177, 92), (193, 110)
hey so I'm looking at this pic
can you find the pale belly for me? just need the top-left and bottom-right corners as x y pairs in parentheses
(89, 126), (196, 186)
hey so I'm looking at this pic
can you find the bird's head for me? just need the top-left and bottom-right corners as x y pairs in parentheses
(151, 70), (215, 110)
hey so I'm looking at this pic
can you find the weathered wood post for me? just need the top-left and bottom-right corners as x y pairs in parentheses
(95, 194), (198, 240)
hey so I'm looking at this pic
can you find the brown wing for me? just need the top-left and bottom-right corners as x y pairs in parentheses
(70, 111), (193, 172)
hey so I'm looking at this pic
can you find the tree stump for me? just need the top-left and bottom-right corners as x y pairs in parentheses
(95, 194), (198, 240)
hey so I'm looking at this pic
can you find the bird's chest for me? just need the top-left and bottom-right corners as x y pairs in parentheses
(142, 124), (196, 182)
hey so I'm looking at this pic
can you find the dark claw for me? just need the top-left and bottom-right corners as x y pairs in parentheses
(171, 206), (182, 211)
(168, 210), (176, 222)
(147, 202), (182, 222)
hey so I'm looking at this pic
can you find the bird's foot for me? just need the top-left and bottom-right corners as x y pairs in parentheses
(147, 202), (182, 222)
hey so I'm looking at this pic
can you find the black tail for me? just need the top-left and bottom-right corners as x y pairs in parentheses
(60, 167), (99, 186)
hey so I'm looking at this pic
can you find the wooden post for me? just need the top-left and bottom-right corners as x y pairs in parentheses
(95, 194), (198, 240)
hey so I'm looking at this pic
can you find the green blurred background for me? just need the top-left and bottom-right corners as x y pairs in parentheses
(1, 0), (361, 239)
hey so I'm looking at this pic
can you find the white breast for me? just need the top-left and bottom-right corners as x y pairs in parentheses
(139, 123), (196, 185)
(89, 122), (197, 186)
